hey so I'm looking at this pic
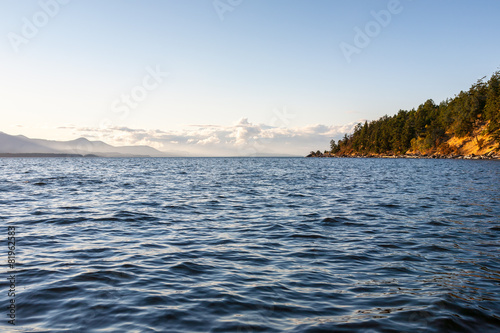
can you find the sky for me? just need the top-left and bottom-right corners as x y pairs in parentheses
(1, 0), (499, 156)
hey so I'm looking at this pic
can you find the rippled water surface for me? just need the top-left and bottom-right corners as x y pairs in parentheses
(1, 157), (499, 332)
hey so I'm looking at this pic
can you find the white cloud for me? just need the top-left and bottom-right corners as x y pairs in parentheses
(72, 119), (358, 156)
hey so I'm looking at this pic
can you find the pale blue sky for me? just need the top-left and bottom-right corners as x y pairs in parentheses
(1, 0), (499, 155)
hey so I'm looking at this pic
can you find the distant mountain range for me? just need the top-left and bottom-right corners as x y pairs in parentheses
(0, 132), (175, 157)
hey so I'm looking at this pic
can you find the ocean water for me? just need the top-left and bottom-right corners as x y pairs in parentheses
(0, 157), (499, 332)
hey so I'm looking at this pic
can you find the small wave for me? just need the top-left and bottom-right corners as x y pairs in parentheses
(377, 243), (400, 249)
(288, 193), (309, 197)
(321, 216), (353, 224)
(108, 210), (159, 222)
(428, 220), (449, 226)
(72, 271), (126, 285)
(378, 203), (401, 209)
(41, 217), (87, 225)
(289, 233), (327, 239)
(170, 261), (213, 275)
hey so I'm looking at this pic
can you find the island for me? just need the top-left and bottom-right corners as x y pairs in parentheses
(308, 71), (500, 160)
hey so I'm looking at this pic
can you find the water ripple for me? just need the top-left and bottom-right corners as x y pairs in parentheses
(0, 157), (499, 332)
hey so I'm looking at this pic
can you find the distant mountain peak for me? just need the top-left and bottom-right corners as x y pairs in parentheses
(0, 132), (175, 157)
(74, 137), (90, 142)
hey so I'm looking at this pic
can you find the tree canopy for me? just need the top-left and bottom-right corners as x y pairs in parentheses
(327, 71), (500, 156)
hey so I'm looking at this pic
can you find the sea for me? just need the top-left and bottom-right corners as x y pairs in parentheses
(0, 157), (499, 332)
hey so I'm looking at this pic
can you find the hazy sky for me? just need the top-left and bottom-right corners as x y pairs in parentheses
(1, 0), (499, 156)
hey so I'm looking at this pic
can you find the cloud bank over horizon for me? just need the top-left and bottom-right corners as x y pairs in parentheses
(70, 119), (358, 156)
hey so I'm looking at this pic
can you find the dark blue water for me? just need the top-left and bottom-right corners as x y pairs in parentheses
(1, 158), (499, 332)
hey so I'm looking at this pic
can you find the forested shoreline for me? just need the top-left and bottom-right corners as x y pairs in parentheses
(309, 71), (500, 159)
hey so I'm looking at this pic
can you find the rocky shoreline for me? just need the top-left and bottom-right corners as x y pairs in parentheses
(306, 151), (500, 160)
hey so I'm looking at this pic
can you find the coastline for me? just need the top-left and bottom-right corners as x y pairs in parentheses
(306, 152), (500, 160)
(0, 153), (99, 158)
